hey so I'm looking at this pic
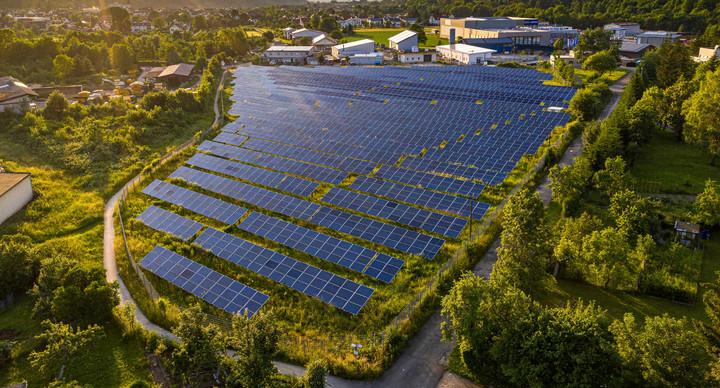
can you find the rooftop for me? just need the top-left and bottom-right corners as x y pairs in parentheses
(266, 45), (314, 52)
(437, 44), (497, 54)
(333, 39), (375, 50)
(0, 172), (31, 197)
(159, 63), (194, 78)
(675, 221), (701, 233)
(388, 30), (418, 44)
(637, 31), (681, 38)
(620, 42), (651, 53)
(0, 76), (38, 103)
(312, 34), (338, 45)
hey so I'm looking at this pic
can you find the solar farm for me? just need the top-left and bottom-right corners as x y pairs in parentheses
(124, 64), (575, 331)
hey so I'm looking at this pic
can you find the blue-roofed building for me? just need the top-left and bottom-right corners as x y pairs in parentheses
(637, 31), (681, 47)
(459, 38), (513, 53)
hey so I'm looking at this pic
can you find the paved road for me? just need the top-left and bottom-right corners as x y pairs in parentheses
(102, 68), (634, 387)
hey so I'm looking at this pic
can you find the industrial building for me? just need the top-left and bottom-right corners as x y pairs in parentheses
(0, 76), (38, 113)
(636, 31), (681, 47)
(332, 39), (375, 58)
(398, 50), (437, 64)
(264, 45), (315, 64)
(604, 22), (642, 37)
(0, 172), (33, 226)
(312, 34), (338, 55)
(619, 42), (651, 59)
(437, 44), (495, 64)
(290, 29), (325, 41)
(458, 38), (513, 53)
(388, 30), (418, 51)
(348, 53), (384, 65)
(440, 17), (550, 52)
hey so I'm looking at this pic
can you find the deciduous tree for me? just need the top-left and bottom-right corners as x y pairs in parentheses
(225, 310), (282, 387)
(28, 320), (104, 379)
(694, 179), (720, 226)
(683, 68), (720, 165)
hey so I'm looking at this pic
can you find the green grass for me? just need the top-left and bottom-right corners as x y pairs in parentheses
(0, 296), (152, 387)
(630, 129), (719, 194)
(344, 28), (446, 48)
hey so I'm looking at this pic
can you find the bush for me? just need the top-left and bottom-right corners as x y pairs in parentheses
(0, 340), (12, 367)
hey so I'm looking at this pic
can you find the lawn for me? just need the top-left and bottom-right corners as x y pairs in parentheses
(630, 129), (719, 194)
(344, 28), (447, 48)
(0, 296), (152, 387)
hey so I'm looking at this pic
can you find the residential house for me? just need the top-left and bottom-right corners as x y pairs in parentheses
(0, 76), (38, 113)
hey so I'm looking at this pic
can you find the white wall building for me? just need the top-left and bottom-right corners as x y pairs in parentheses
(388, 30), (418, 51)
(436, 44), (495, 64)
(0, 173), (33, 226)
(264, 45), (314, 64)
(348, 53), (384, 65)
(398, 51), (437, 64)
(290, 28), (325, 41)
(695, 45), (720, 62)
(332, 39), (375, 58)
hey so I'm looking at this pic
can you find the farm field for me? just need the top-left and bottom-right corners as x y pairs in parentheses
(120, 64), (578, 362)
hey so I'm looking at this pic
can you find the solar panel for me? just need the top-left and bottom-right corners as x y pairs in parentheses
(238, 212), (404, 283)
(187, 153), (319, 197)
(194, 228), (374, 314)
(252, 154), (348, 185)
(322, 188), (467, 238)
(135, 205), (203, 241)
(141, 180), (247, 225)
(139, 246), (269, 317)
(363, 254), (404, 283)
(374, 166), (484, 199)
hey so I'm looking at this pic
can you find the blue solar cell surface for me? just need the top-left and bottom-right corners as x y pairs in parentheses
(322, 188), (467, 238)
(172, 166), (443, 259)
(238, 212), (404, 283)
(187, 153), (318, 197)
(136, 205), (203, 241)
(197, 140), (262, 164)
(194, 227), (374, 314)
(350, 176), (490, 219)
(363, 254), (404, 283)
(252, 154), (348, 185)
(375, 166), (484, 198)
(139, 246), (269, 317)
(142, 180), (247, 225)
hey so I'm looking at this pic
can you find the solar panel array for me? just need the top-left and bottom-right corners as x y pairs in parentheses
(195, 227), (374, 314)
(139, 246), (269, 317)
(136, 205), (203, 241)
(322, 188), (467, 238)
(135, 65), (576, 317)
(142, 180), (247, 225)
(171, 166), (445, 259)
(238, 212), (404, 283)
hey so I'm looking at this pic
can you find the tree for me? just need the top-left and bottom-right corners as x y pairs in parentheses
(192, 15), (209, 31)
(330, 30), (343, 41)
(569, 88), (602, 120)
(43, 91), (69, 121)
(111, 43), (133, 74)
(169, 305), (224, 383)
(319, 17), (340, 34)
(225, 310), (282, 387)
(553, 38), (564, 53)
(0, 236), (39, 298)
(662, 78), (694, 139)
(593, 156), (630, 196)
(53, 54), (75, 80)
(574, 27), (615, 62)
(553, 212), (603, 276)
(694, 179), (720, 226)
(610, 189), (658, 239)
(583, 49), (618, 75)
(580, 227), (640, 289)
(303, 358), (328, 388)
(262, 30), (275, 41)
(628, 94), (659, 145)
(151, 17), (167, 31)
(611, 314), (710, 386)
(28, 320), (104, 379)
(409, 23), (427, 44)
(656, 41), (694, 89)
(549, 157), (593, 215)
(492, 189), (552, 295)
(317, 52), (325, 64)
(108, 7), (131, 33)
(195, 45), (208, 70)
(683, 68), (720, 165)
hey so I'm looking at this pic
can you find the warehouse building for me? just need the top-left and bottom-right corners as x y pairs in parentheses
(604, 22), (642, 37)
(459, 38), (513, 53)
(0, 76), (38, 113)
(312, 34), (338, 55)
(388, 30), (418, 51)
(264, 45), (315, 64)
(0, 172), (33, 225)
(290, 28), (325, 41)
(398, 50), (437, 64)
(619, 41), (651, 59)
(332, 39), (375, 58)
(440, 17), (550, 52)
(348, 53), (384, 65)
(637, 31), (681, 47)
(437, 44), (495, 64)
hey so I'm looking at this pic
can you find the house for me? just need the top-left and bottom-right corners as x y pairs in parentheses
(619, 41), (651, 59)
(131, 21), (151, 32)
(290, 28), (325, 41)
(157, 63), (195, 85)
(338, 16), (361, 28)
(312, 34), (338, 55)
(436, 44), (495, 64)
(264, 45), (315, 65)
(694, 45), (720, 62)
(636, 31), (681, 47)
(388, 30), (418, 51)
(0, 172), (33, 226)
(332, 39), (375, 58)
(428, 15), (443, 26)
(604, 22), (642, 36)
(364, 17), (383, 26)
(675, 221), (701, 247)
(0, 77), (38, 113)
(549, 54), (577, 66)
(398, 50), (436, 64)
(348, 53), (384, 65)
(14, 16), (50, 29)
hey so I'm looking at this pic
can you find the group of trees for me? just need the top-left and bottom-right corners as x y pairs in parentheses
(442, 273), (714, 386)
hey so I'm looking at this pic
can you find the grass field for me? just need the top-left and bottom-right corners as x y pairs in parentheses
(630, 129), (719, 194)
(343, 28), (447, 48)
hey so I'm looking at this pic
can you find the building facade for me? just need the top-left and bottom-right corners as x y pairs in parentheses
(437, 44), (495, 64)
(264, 46), (315, 64)
(388, 30), (418, 51)
(332, 39), (375, 58)
(398, 51), (437, 63)
(0, 173), (33, 226)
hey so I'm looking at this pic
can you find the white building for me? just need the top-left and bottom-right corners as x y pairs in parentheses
(636, 31), (681, 47)
(604, 22), (642, 36)
(264, 45), (314, 64)
(694, 45), (720, 62)
(398, 50), (437, 64)
(0, 173), (33, 226)
(290, 28), (325, 41)
(332, 39), (375, 58)
(388, 30), (418, 51)
(312, 34), (338, 54)
(283, 27), (296, 40)
(436, 44), (495, 64)
(0, 76), (38, 113)
(348, 53), (384, 65)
